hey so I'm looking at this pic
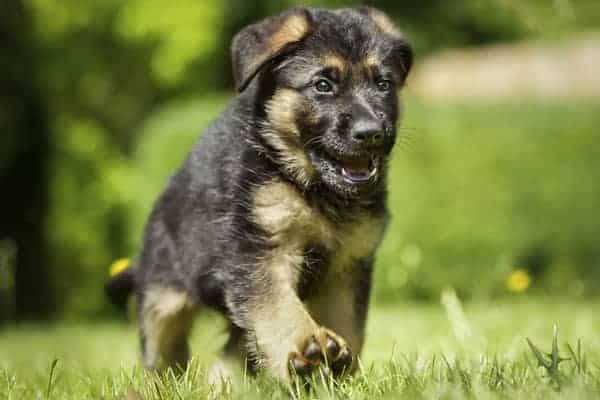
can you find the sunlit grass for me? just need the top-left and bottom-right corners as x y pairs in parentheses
(1, 298), (599, 399)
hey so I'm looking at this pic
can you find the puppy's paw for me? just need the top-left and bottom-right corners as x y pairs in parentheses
(288, 328), (353, 379)
(207, 359), (235, 386)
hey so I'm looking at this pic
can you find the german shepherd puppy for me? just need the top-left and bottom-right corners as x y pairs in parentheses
(106, 6), (412, 383)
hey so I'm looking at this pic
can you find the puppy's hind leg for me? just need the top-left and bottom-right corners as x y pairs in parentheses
(138, 286), (196, 371)
(208, 324), (248, 385)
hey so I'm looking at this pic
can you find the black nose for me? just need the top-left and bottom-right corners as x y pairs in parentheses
(351, 120), (384, 146)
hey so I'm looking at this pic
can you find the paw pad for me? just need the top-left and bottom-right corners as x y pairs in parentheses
(288, 329), (353, 379)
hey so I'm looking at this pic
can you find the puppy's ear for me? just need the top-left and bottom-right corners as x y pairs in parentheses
(359, 7), (413, 83)
(231, 7), (313, 92)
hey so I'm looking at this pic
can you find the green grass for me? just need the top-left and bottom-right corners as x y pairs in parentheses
(2, 298), (599, 399)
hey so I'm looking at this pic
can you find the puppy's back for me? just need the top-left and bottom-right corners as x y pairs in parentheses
(135, 94), (259, 290)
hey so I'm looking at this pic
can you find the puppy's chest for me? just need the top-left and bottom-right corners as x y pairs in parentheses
(252, 181), (385, 281)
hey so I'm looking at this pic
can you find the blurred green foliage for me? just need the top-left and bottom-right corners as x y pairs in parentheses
(2, 0), (600, 318)
(115, 97), (600, 309)
(376, 100), (600, 302)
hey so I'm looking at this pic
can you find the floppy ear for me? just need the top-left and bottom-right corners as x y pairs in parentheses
(359, 7), (413, 83)
(231, 7), (313, 92)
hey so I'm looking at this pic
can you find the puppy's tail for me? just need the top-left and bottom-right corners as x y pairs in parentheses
(105, 258), (136, 311)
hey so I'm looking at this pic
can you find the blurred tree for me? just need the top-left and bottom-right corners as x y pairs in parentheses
(369, 0), (526, 51)
(0, 0), (53, 320)
(1, 0), (599, 319)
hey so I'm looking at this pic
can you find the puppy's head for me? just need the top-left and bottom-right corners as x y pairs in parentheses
(232, 7), (412, 199)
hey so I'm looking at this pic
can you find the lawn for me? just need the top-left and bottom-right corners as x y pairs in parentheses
(5, 98), (599, 399)
(1, 298), (599, 399)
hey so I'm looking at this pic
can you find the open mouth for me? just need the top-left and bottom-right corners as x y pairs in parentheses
(340, 156), (379, 184)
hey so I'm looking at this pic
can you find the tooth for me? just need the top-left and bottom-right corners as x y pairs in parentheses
(368, 167), (377, 179)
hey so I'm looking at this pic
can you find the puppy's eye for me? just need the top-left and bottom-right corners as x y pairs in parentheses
(376, 79), (391, 92)
(315, 79), (333, 93)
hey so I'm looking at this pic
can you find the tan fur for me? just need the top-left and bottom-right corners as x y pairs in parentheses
(250, 181), (327, 378)
(251, 288), (319, 379)
(241, 12), (311, 91)
(252, 180), (333, 243)
(263, 89), (316, 187)
(140, 286), (196, 369)
(208, 328), (247, 386)
(308, 281), (360, 353)
(250, 180), (385, 378)
(252, 179), (384, 281)
(252, 180), (332, 294)
(364, 54), (380, 69)
(362, 54), (382, 82)
(264, 89), (302, 138)
(332, 214), (386, 272)
(207, 358), (236, 386)
(269, 14), (310, 56)
(365, 8), (402, 38)
(321, 54), (348, 74)
(309, 214), (385, 360)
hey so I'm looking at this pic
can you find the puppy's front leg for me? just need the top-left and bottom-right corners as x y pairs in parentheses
(235, 264), (353, 382)
(236, 181), (353, 380)
(307, 258), (374, 375)
(249, 279), (351, 381)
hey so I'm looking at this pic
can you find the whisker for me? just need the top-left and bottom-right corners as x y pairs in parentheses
(303, 136), (325, 148)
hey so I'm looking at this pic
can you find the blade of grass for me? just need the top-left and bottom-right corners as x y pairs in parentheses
(46, 358), (59, 399)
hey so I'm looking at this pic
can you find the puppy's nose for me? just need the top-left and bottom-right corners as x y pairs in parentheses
(351, 120), (384, 146)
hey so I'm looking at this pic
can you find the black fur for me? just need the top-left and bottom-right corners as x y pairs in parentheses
(105, 265), (135, 311)
(106, 6), (412, 380)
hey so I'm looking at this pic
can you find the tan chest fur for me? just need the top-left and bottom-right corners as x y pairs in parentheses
(252, 180), (385, 285)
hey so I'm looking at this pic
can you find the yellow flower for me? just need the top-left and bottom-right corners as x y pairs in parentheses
(506, 269), (531, 293)
(109, 258), (131, 277)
